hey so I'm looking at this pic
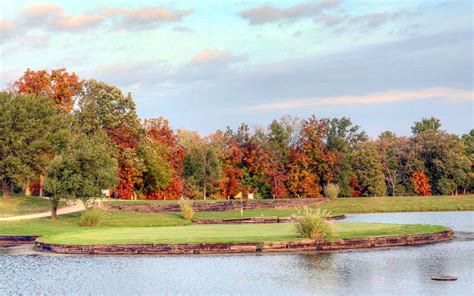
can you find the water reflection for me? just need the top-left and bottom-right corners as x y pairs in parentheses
(1, 211), (473, 295)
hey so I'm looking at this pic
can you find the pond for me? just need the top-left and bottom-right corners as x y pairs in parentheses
(1, 211), (473, 295)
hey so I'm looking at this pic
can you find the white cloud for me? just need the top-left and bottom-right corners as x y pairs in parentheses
(247, 88), (473, 111)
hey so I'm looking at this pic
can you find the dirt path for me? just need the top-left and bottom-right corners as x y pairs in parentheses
(0, 203), (85, 221)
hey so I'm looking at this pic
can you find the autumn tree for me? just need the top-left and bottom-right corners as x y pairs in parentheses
(265, 117), (300, 198)
(144, 118), (185, 199)
(411, 170), (431, 196)
(77, 80), (142, 199)
(219, 139), (244, 199)
(241, 132), (272, 198)
(15, 68), (83, 113)
(287, 116), (338, 198)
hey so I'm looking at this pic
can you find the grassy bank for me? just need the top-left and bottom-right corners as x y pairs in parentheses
(0, 210), (189, 236)
(0, 195), (53, 217)
(321, 195), (474, 215)
(37, 223), (448, 245)
(194, 195), (474, 219)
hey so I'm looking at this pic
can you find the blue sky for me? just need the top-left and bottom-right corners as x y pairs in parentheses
(1, 0), (472, 137)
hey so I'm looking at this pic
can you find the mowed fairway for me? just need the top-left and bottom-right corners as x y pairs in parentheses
(38, 222), (448, 245)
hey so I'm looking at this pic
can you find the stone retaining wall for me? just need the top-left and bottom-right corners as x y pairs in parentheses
(34, 230), (453, 255)
(105, 198), (327, 213)
(0, 235), (38, 246)
(192, 215), (345, 224)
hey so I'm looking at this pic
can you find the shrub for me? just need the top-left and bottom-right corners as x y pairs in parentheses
(179, 198), (194, 221)
(78, 209), (102, 227)
(324, 183), (340, 199)
(295, 207), (340, 244)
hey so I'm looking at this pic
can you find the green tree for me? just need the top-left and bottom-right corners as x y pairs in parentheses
(76, 80), (143, 199)
(76, 79), (140, 133)
(324, 117), (367, 197)
(0, 92), (68, 198)
(183, 143), (221, 200)
(462, 130), (474, 193)
(409, 130), (471, 195)
(44, 131), (118, 219)
(137, 137), (172, 195)
(351, 141), (387, 196)
(268, 117), (296, 164)
(378, 131), (405, 196)
(411, 117), (442, 134)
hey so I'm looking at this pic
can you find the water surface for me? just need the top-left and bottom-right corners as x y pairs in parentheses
(1, 211), (473, 295)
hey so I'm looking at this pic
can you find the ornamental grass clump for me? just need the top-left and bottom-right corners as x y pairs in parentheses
(295, 207), (340, 244)
(324, 183), (340, 199)
(78, 209), (102, 227)
(179, 198), (194, 221)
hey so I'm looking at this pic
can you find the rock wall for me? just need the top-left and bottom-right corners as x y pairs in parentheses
(192, 215), (345, 224)
(105, 198), (328, 213)
(34, 230), (453, 255)
(0, 235), (38, 246)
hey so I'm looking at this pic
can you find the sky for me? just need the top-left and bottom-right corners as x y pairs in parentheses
(1, 0), (473, 137)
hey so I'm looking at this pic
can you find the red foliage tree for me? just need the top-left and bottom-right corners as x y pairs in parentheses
(15, 68), (83, 113)
(349, 176), (362, 197)
(144, 118), (185, 200)
(268, 165), (288, 198)
(219, 140), (244, 198)
(107, 124), (142, 199)
(412, 170), (432, 196)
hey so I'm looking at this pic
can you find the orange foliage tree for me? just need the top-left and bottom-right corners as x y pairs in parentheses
(287, 116), (338, 198)
(412, 170), (432, 196)
(15, 68), (82, 113)
(219, 140), (244, 198)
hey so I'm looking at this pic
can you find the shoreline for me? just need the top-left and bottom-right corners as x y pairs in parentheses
(24, 230), (453, 255)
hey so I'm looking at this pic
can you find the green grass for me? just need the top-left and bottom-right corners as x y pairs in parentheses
(193, 195), (474, 219)
(321, 195), (474, 215)
(37, 222), (448, 245)
(0, 194), (53, 217)
(0, 210), (190, 236)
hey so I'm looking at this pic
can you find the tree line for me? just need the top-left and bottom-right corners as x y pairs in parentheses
(1, 69), (472, 207)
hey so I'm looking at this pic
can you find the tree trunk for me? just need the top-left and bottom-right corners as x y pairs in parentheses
(51, 205), (57, 220)
(23, 180), (31, 196)
(203, 181), (207, 200)
(39, 174), (44, 197)
(387, 169), (395, 197)
(2, 180), (9, 199)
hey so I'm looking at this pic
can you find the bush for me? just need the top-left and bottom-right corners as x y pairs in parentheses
(78, 209), (102, 227)
(179, 198), (194, 221)
(324, 183), (340, 199)
(295, 207), (339, 244)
